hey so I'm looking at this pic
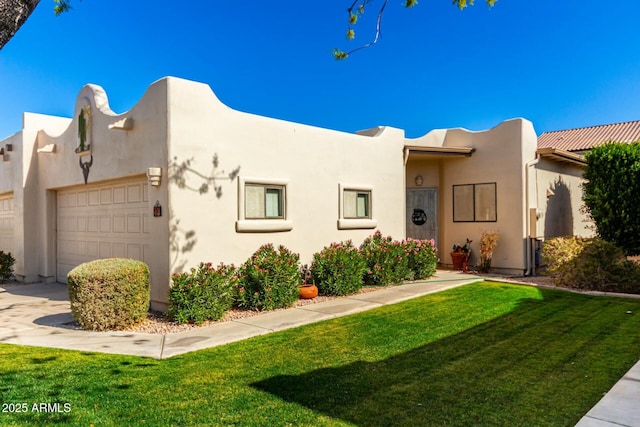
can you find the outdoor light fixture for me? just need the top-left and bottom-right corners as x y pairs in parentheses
(146, 167), (162, 186)
(153, 201), (162, 217)
(415, 175), (423, 186)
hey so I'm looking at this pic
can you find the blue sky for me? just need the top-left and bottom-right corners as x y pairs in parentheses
(2, 1), (640, 139)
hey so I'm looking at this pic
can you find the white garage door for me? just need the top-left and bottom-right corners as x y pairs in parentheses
(57, 178), (151, 283)
(0, 193), (14, 255)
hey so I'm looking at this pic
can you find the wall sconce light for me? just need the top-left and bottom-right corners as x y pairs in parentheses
(0, 148), (4, 155)
(153, 201), (162, 217)
(415, 175), (423, 187)
(146, 167), (162, 186)
(546, 188), (555, 198)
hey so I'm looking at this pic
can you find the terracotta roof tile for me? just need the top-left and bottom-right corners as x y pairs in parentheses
(538, 120), (640, 152)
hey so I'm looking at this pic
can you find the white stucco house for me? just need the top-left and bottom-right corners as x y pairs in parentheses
(0, 77), (592, 310)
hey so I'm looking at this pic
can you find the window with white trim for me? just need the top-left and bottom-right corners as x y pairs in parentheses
(343, 190), (371, 219)
(236, 177), (292, 232)
(245, 185), (285, 219)
(338, 184), (377, 230)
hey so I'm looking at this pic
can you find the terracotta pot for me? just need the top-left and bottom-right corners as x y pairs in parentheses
(299, 284), (318, 299)
(450, 252), (470, 273)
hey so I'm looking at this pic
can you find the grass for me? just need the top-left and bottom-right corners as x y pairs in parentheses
(1, 281), (640, 426)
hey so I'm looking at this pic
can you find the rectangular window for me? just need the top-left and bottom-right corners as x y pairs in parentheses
(344, 190), (371, 219)
(338, 184), (377, 230)
(453, 183), (497, 222)
(245, 184), (284, 219)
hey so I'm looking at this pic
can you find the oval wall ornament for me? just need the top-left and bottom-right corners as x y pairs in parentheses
(412, 208), (427, 226)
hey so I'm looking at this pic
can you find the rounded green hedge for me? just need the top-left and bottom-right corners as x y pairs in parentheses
(67, 258), (150, 331)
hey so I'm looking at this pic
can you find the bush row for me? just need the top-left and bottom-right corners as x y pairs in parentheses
(541, 236), (640, 294)
(168, 231), (439, 324)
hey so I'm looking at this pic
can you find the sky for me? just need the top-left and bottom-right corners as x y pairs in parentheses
(2, 1), (640, 140)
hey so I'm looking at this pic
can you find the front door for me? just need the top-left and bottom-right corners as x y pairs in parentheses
(406, 188), (438, 247)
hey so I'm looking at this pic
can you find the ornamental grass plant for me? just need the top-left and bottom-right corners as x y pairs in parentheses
(478, 230), (500, 273)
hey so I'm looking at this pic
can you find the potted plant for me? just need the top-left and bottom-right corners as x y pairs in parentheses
(299, 264), (318, 299)
(451, 239), (472, 272)
(478, 230), (500, 273)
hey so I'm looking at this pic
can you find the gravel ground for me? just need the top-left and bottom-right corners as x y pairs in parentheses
(125, 285), (388, 335)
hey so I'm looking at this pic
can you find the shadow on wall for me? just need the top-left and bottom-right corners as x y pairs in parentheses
(169, 214), (197, 275)
(544, 176), (573, 238)
(168, 154), (240, 198)
(168, 154), (241, 274)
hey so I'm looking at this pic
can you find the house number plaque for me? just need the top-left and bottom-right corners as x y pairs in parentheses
(412, 208), (427, 226)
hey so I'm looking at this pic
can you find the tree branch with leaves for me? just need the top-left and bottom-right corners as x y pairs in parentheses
(0, 0), (77, 50)
(332, 0), (497, 60)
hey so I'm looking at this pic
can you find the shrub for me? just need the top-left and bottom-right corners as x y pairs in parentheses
(583, 141), (640, 255)
(311, 240), (366, 296)
(541, 236), (586, 278)
(360, 230), (412, 286)
(168, 262), (237, 324)
(236, 244), (301, 310)
(67, 258), (150, 331)
(0, 251), (16, 283)
(404, 238), (438, 280)
(478, 230), (500, 273)
(542, 236), (640, 293)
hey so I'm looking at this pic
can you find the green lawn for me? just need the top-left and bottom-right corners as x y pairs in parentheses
(2, 281), (640, 426)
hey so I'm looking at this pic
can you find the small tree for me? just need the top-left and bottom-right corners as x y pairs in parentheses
(583, 141), (640, 255)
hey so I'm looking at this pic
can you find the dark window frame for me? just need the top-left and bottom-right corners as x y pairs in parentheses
(453, 182), (497, 222)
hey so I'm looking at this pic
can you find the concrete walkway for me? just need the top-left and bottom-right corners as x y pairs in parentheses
(1, 271), (639, 426)
(0, 270), (480, 359)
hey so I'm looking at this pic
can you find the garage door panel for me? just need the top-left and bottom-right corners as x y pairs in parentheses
(57, 178), (151, 283)
(88, 190), (100, 206)
(100, 216), (111, 233)
(128, 244), (142, 261)
(87, 216), (99, 232)
(127, 185), (141, 203)
(127, 214), (141, 233)
(113, 215), (126, 233)
(77, 191), (87, 206)
(143, 244), (152, 265)
(87, 242), (99, 257)
(0, 194), (15, 255)
(113, 243), (126, 258)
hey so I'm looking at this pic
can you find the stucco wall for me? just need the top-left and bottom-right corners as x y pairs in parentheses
(534, 159), (594, 239)
(165, 78), (406, 305)
(31, 82), (170, 306)
(407, 119), (538, 273)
